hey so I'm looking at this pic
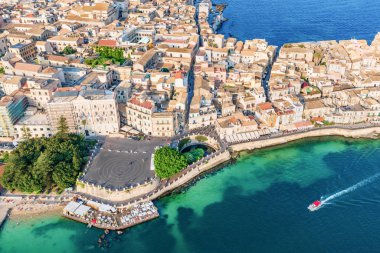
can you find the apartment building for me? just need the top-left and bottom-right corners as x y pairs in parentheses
(125, 94), (179, 137)
(47, 35), (84, 52)
(151, 111), (178, 137)
(14, 108), (52, 139)
(188, 76), (217, 130)
(65, 2), (119, 26)
(27, 78), (61, 109)
(133, 49), (159, 72)
(126, 95), (155, 135)
(0, 75), (25, 96)
(0, 93), (28, 138)
(46, 89), (120, 136)
(9, 42), (36, 61)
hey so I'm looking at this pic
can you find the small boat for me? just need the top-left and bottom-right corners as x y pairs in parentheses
(117, 231), (123, 235)
(308, 200), (322, 211)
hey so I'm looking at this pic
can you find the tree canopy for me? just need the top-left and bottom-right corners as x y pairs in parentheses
(62, 45), (77, 55)
(178, 138), (190, 150)
(0, 131), (92, 193)
(183, 148), (205, 164)
(57, 116), (69, 135)
(154, 147), (188, 179)
(84, 46), (126, 68)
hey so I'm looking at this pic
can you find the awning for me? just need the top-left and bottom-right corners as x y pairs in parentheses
(99, 204), (117, 213)
(74, 205), (91, 216)
(64, 201), (81, 214)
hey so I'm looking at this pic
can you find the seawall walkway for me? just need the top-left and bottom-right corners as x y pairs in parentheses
(77, 148), (231, 208)
(231, 124), (380, 152)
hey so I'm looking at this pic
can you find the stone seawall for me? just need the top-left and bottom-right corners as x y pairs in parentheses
(77, 150), (231, 205)
(230, 126), (380, 152)
(76, 179), (160, 202)
(150, 150), (231, 199)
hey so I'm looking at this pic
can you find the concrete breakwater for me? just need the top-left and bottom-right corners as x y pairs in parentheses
(230, 126), (380, 152)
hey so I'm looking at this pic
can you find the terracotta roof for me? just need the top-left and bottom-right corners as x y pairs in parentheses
(91, 3), (110, 11)
(174, 71), (184, 79)
(129, 97), (153, 109)
(258, 102), (273, 111)
(98, 39), (117, 47)
(14, 62), (42, 73)
(55, 86), (81, 92)
(0, 96), (14, 106)
(42, 67), (58, 74)
(311, 116), (324, 122)
(47, 55), (69, 62)
(295, 121), (313, 128)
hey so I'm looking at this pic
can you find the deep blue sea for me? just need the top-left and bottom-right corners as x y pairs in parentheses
(215, 0), (380, 45)
(2, 1), (380, 252)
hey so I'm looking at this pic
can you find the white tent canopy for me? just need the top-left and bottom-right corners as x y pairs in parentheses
(64, 201), (81, 214)
(74, 205), (91, 216)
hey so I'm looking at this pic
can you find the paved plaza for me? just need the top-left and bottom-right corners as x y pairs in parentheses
(83, 137), (164, 189)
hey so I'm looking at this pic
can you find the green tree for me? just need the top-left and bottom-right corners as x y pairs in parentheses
(21, 125), (31, 140)
(62, 46), (77, 55)
(57, 116), (69, 135)
(178, 138), (190, 150)
(0, 132), (89, 193)
(154, 147), (188, 179)
(183, 148), (205, 164)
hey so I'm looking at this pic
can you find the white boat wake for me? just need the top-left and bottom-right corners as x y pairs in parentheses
(322, 172), (380, 204)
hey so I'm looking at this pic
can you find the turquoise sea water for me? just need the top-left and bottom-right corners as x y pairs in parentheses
(1, 137), (380, 253)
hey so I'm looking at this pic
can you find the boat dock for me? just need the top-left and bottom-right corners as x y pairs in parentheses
(63, 200), (159, 230)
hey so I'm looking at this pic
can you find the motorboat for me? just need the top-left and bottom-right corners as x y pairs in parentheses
(308, 200), (322, 211)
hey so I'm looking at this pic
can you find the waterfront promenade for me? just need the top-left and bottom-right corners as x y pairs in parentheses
(76, 123), (380, 209)
(78, 124), (380, 208)
(2, 124), (379, 231)
(230, 123), (380, 152)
